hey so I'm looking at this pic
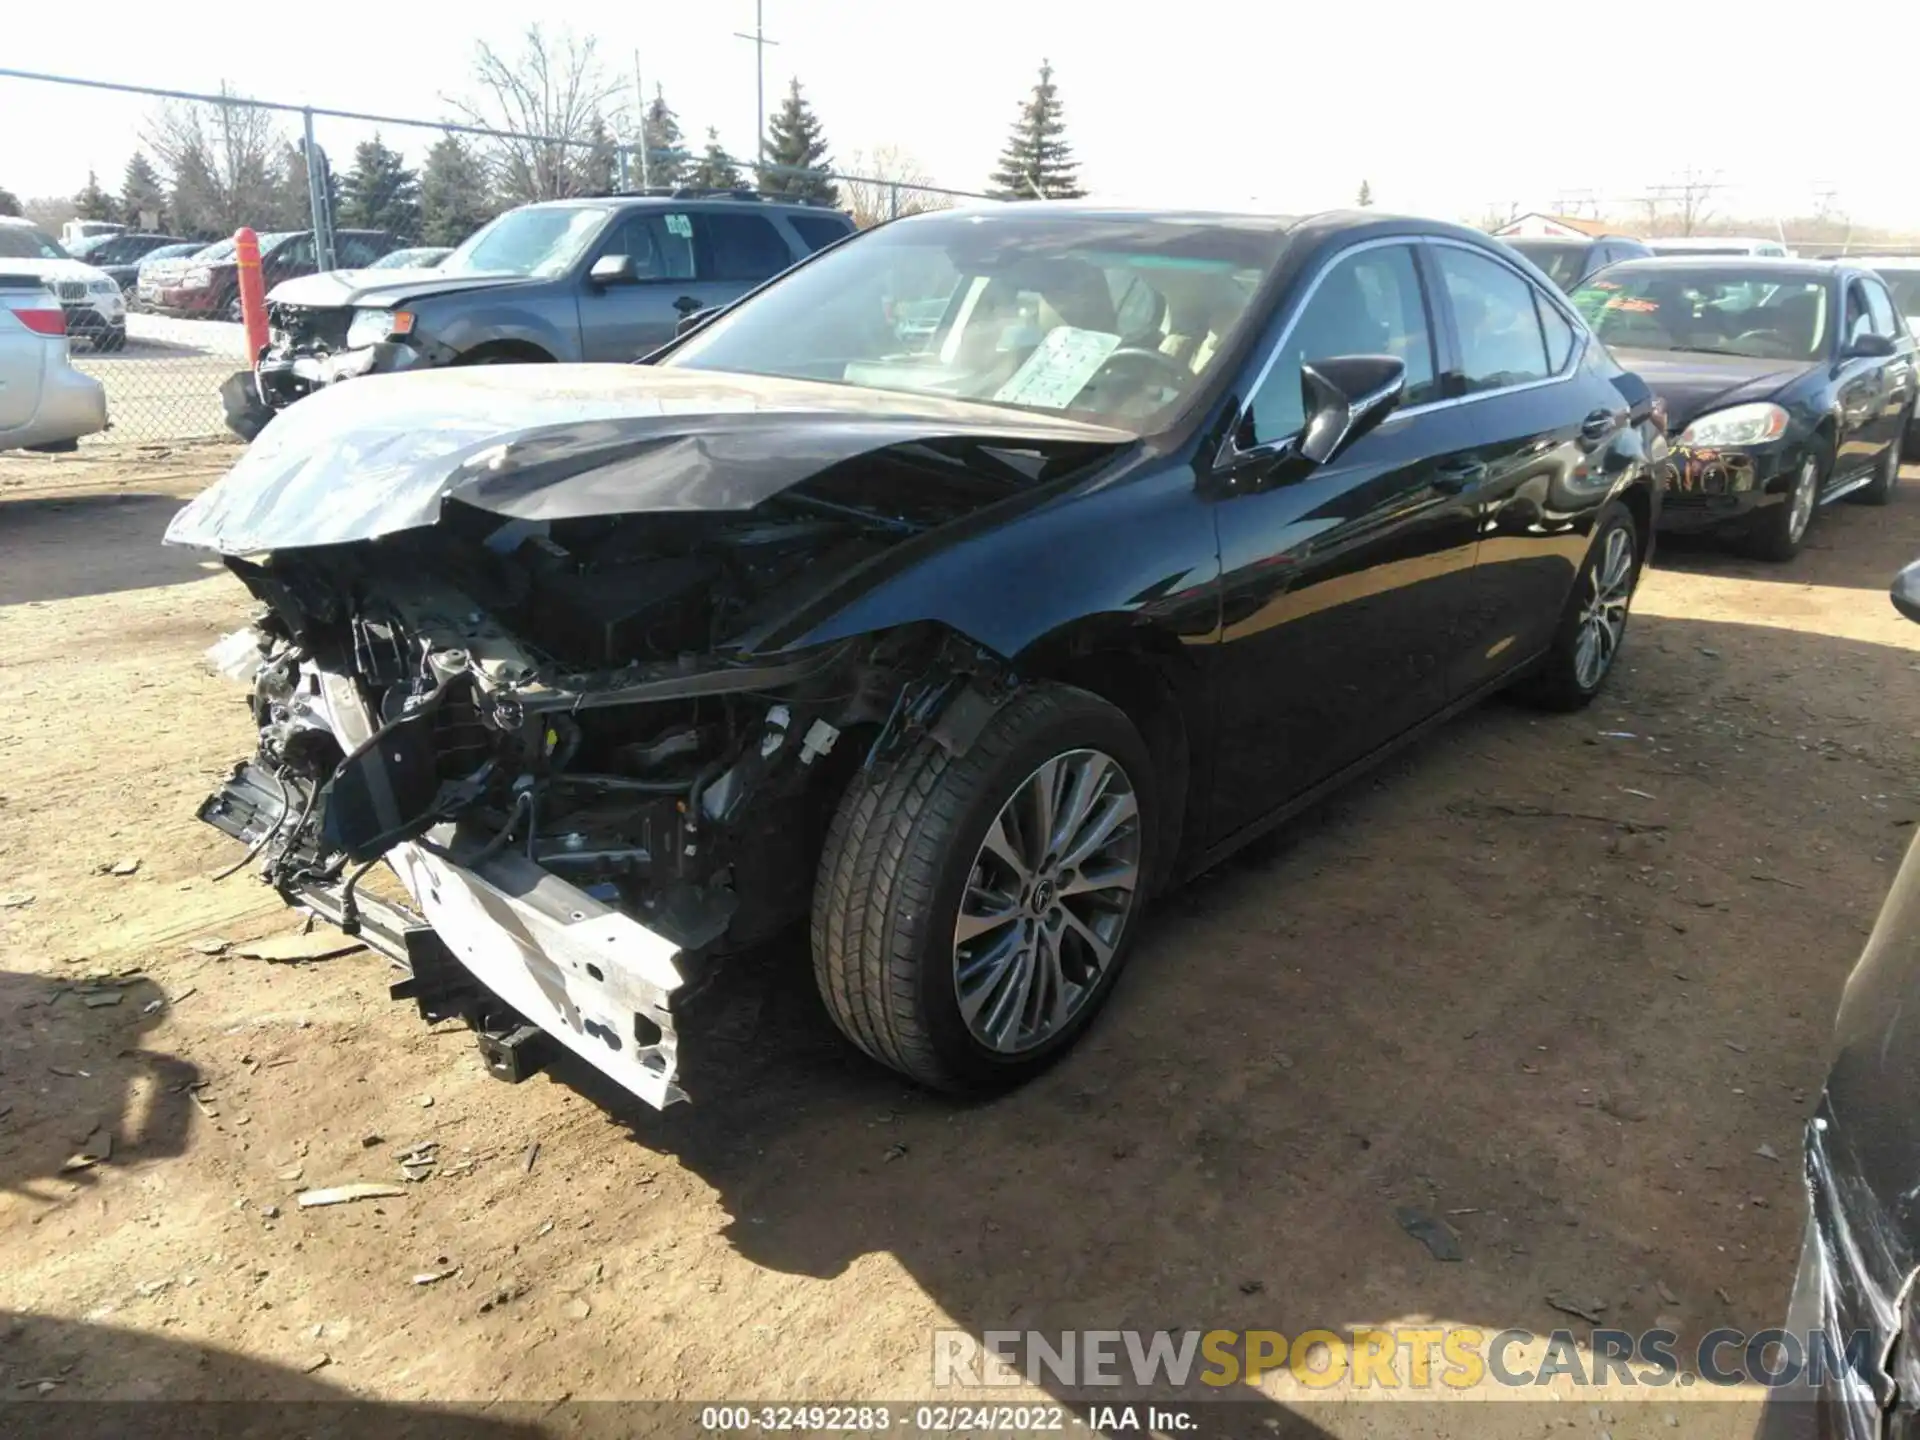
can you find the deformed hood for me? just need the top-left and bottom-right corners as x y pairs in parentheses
(165, 364), (1134, 554)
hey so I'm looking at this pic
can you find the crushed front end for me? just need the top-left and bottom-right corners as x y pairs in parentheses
(193, 495), (1014, 1108)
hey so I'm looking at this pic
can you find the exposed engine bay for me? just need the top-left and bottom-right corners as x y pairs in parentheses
(192, 448), (1066, 1105)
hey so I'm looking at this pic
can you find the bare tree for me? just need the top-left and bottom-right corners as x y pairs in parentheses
(145, 89), (285, 237)
(448, 25), (625, 203)
(838, 146), (952, 228)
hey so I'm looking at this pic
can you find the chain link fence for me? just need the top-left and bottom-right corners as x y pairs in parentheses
(4, 67), (996, 447)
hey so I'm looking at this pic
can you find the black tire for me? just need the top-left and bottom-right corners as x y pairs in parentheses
(811, 683), (1158, 1094)
(1856, 417), (1908, 506)
(1740, 440), (1827, 560)
(1516, 503), (1641, 712)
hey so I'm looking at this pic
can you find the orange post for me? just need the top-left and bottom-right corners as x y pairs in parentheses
(234, 227), (270, 358)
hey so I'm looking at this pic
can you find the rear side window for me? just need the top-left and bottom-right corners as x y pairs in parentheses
(1435, 246), (1551, 392)
(1248, 243), (1437, 446)
(336, 234), (387, 267)
(699, 212), (793, 282)
(1536, 294), (1578, 370)
(789, 214), (853, 253)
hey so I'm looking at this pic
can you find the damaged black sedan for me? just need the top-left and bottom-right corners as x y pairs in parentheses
(169, 206), (1663, 1107)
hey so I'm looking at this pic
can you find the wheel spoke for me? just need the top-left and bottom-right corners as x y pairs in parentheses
(1023, 757), (1063, 865)
(958, 926), (1026, 1030)
(1058, 905), (1117, 977)
(1060, 790), (1139, 871)
(1060, 855), (1140, 896)
(980, 811), (1033, 885)
(1052, 753), (1113, 857)
(954, 891), (1022, 944)
(978, 937), (1036, 1047)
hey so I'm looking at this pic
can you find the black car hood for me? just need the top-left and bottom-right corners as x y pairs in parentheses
(266, 268), (540, 310)
(1611, 348), (1817, 431)
(164, 364), (1135, 553)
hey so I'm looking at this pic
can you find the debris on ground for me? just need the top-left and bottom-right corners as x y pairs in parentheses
(297, 1183), (409, 1209)
(235, 931), (366, 963)
(479, 1282), (529, 1314)
(60, 1127), (112, 1173)
(1547, 1293), (1608, 1324)
(522, 1143), (540, 1175)
(398, 1143), (439, 1182)
(301, 1354), (331, 1374)
(1394, 1206), (1463, 1262)
(80, 991), (124, 1009)
(188, 937), (229, 955)
(0, 891), (33, 909)
(563, 1297), (591, 1321)
(103, 858), (140, 877)
(1756, 1143), (1780, 1161)
(411, 1265), (459, 1286)
(1656, 1280), (1681, 1305)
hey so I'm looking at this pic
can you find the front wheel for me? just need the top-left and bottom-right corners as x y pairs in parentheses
(1741, 444), (1824, 560)
(811, 683), (1157, 1094)
(1517, 504), (1641, 711)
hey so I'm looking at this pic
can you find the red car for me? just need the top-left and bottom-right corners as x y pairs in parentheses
(141, 229), (399, 320)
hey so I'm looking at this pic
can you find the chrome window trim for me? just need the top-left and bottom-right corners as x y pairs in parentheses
(1217, 233), (1588, 470)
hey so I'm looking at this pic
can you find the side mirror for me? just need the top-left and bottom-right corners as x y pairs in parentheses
(1297, 355), (1407, 465)
(589, 253), (637, 287)
(1847, 331), (1897, 360)
(1892, 557), (1920, 624)
(675, 306), (719, 337)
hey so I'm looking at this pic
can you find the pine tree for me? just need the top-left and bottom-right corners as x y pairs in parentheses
(121, 152), (168, 230)
(686, 129), (744, 192)
(271, 141), (343, 235)
(1356, 180), (1374, 208)
(73, 170), (118, 223)
(989, 61), (1084, 199)
(340, 134), (420, 239)
(0, 186), (20, 218)
(639, 85), (685, 189)
(758, 78), (838, 206)
(419, 135), (495, 247)
(571, 116), (620, 194)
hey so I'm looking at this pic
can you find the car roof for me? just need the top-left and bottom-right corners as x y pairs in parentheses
(514, 193), (850, 216)
(1597, 255), (1847, 279)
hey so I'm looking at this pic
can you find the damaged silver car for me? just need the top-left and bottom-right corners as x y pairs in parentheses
(171, 206), (1660, 1107)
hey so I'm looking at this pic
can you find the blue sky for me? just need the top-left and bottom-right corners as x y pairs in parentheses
(5, 0), (1917, 230)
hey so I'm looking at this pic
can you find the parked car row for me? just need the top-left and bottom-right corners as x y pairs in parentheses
(0, 217), (128, 351)
(140, 228), (403, 321)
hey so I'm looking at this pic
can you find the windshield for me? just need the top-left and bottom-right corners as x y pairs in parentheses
(665, 211), (1287, 432)
(1571, 268), (1831, 362)
(190, 240), (236, 263)
(1506, 241), (1589, 290)
(440, 205), (608, 278)
(0, 227), (71, 261)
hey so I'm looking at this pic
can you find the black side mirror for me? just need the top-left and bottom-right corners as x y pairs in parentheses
(1298, 355), (1407, 465)
(1893, 558), (1920, 624)
(675, 306), (719, 337)
(589, 253), (637, 287)
(1847, 332), (1897, 360)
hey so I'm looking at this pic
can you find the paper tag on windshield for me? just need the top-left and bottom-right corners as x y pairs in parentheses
(993, 327), (1122, 409)
(664, 213), (693, 238)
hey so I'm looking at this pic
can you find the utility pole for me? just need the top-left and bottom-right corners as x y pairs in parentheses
(732, 0), (779, 177)
(634, 50), (650, 190)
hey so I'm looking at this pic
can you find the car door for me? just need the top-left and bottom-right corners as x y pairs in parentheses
(1836, 277), (1899, 481)
(577, 209), (716, 360)
(1206, 238), (1484, 837)
(1428, 239), (1628, 695)
(1863, 274), (1917, 447)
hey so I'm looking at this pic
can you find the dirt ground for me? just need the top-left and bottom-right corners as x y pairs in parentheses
(4, 440), (1919, 1437)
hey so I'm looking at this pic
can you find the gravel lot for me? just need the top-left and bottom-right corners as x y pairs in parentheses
(66, 314), (247, 445)
(3, 442), (1918, 1436)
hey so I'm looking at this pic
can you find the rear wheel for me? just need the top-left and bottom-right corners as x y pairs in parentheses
(1517, 504), (1640, 711)
(1740, 443), (1825, 560)
(1858, 411), (1909, 506)
(812, 683), (1156, 1094)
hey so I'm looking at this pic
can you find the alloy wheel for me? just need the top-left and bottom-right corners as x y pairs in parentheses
(952, 747), (1142, 1055)
(1787, 454), (1819, 543)
(1573, 525), (1635, 691)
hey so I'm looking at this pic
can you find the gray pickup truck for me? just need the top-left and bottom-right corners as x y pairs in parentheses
(239, 192), (854, 434)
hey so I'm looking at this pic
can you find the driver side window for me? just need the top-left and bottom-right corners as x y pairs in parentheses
(1845, 282), (1875, 346)
(1247, 244), (1436, 446)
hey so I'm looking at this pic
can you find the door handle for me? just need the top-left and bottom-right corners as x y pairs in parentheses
(672, 295), (703, 315)
(1580, 408), (1615, 440)
(1431, 459), (1487, 494)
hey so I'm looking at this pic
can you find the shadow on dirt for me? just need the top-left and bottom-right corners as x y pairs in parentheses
(0, 1309), (545, 1437)
(0, 492), (211, 605)
(524, 604), (1888, 1431)
(1651, 467), (1920, 593)
(0, 971), (202, 1200)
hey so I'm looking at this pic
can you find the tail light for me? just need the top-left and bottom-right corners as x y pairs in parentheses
(12, 306), (66, 336)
